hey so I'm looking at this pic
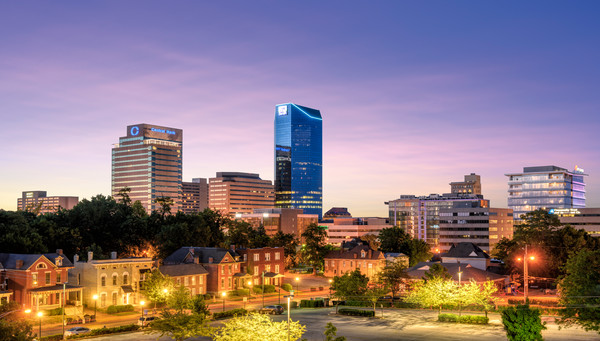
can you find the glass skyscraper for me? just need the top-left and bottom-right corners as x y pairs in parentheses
(506, 165), (587, 220)
(112, 124), (183, 212)
(274, 103), (323, 218)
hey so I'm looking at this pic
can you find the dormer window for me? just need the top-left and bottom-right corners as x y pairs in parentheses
(37, 263), (47, 269)
(361, 250), (366, 258)
(56, 257), (63, 266)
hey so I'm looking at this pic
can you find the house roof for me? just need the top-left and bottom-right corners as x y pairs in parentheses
(163, 247), (239, 265)
(442, 243), (490, 259)
(0, 253), (73, 270)
(384, 252), (408, 258)
(159, 263), (209, 277)
(407, 262), (507, 282)
(325, 245), (385, 260)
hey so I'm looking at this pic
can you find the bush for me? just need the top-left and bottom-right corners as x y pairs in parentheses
(106, 304), (134, 314)
(213, 308), (248, 320)
(300, 299), (325, 308)
(507, 298), (558, 306)
(438, 313), (458, 322)
(252, 286), (263, 294)
(338, 308), (375, 317)
(44, 307), (64, 316)
(204, 294), (213, 300)
(290, 301), (298, 309)
(41, 335), (63, 341)
(67, 324), (140, 339)
(235, 289), (250, 296)
(281, 283), (293, 292)
(502, 304), (546, 341)
(262, 284), (276, 293)
(438, 314), (489, 324)
(394, 301), (420, 309)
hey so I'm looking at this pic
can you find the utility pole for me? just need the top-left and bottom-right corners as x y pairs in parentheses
(524, 244), (529, 301)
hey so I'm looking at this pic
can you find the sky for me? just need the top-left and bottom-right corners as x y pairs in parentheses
(1, 1), (599, 216)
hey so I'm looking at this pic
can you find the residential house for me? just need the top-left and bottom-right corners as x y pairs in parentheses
(235, 247), (285, 286)
(69, 252), (154, 308)
(159, 263), (209, 296)
(324, 242), (386, 279)
(406, 262), (508, 287)
(0, 250), (82, 311)
(441, 242), (490, 271)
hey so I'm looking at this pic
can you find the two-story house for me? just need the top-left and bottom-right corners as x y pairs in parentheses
(235, 247), (285, 286)
(159, 262), (209, 296)
(0, 250), (82, 311)
(324, 243), (386, 279)
(69, 252), (154, 308)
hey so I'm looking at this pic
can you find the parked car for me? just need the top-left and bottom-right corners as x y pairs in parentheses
(259, 305), (284, 315)
(64, 327), (91, 336)
(138, 316), (158, 327)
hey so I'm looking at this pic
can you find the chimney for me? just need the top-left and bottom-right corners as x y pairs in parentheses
(111, 251), (117, 260)
(368, 250), (372, 258)
(208, 257), (213, 264)
(87, 252), (93, 262)
(73, 254), (79, 263)
(194, 256), (200, 264)
(15, 259), (23, 269)
(56, 249), (63, 255)
(353, 253), (357, 259)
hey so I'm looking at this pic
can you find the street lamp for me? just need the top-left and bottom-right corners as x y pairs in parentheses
(517, 245), (536, 300)
(295, 277), (300, 295)
(140, 300), (145, 319)
(285, 295), (294, 341)
(37, 311), (43, 339)
(92, 294), (98, 321)
(457, 264), (463, 317)
(221, 292), (227, 312)
(328, 279), (333, 298)
(262, 271), (265, 308)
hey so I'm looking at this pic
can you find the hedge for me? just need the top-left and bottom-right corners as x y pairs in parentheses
(300, 300), (325, 308)
(41, 335), (63, 341)
(281, 283), (293, 292)
(67, 324), (140, 339)
(290, 301), (298, 309)
(235, 289), (250, 296)
(438, 313), (488, 324)
(507, 298), (558, 306)
(44, 307), (64, 316)
(252, 286), (263, 294)
(106, 304), (134, 314)
(213, 308), (248, 320)
(338, 308), (375, 317)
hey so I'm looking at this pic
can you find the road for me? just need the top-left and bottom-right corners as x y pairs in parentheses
(71, 307), (598, 341)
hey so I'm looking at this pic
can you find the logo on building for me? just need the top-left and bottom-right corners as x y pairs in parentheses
(574, 165), (585, 173)
(278, 106), (288, 116)
(130, 126), (140, 136)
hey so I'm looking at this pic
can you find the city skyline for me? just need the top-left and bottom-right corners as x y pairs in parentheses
(1, 2), (600, 216)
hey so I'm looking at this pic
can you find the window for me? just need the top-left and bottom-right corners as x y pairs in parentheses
(45, 272), (51, 285)
(265, 253), (271, 261)
(77, 273), (81, 285)
(56, 258), (62, 266)
(265, 265), (271, 272)
(184, 277), (189, 286)
(123, 274), (129, 285)
(56, 273), (62, 283)
(221, 266), (224, 275)
(275, 265), (280, 274)
(228, 278), (232, 288)
(199, 276), (203, 285)
(112, 292), (117, 305)
(101, 294), (107, 307)
(191, 276), (196, 285)
(361, 250), (366, 258)
(32, 273), (38, 285)
(112, 274), (118, 286)
(275, 252), (280, 260)
(253, 254), (260, 262)
(37, 263), (47, 269)
(221, 279), (225, 289)
(253, 266), (259, 275)
(243, 254), (247, 261)
(101, 275), (106, 287)
(229, 265), (232, 274)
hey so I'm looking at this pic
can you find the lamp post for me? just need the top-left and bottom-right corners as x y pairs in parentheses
(517, 245), (536, 301)
(457, 264), (463, 317)
(285, 295), (293, 341)
(92, 294), (98, 321)
(262, 271), (265, 308)
(328, 279), (333, 298)
(221, 292), (226, 312)
(295, 277), (300, 295)
(247, 280), (253, 300)
(140, 300), (145, 319)
(37, 311), (43, 339)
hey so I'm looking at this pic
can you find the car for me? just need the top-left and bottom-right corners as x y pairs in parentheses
(138, 316), (158, 327)
(259, 305), (284, 315)
(64, 327), (91, 336)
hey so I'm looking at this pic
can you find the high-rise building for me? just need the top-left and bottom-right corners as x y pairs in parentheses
(111, 124), (183, 213)
(235, 208), (318, 238)
(506, 165), (587, 220)
(450, 173), (481, 195)
(323, 217), (392, 245)
(549, 208), (600, 238)
(274, 103), (323, 219)
(182, 178), (208, 214)
(17, 191), (78, 214)
(208, 172), (274, 217)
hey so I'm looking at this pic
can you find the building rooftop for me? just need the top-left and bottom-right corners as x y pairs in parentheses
(442, 243), (490, 259)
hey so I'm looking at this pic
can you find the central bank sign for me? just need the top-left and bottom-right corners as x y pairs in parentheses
(277, 105), (288, 116)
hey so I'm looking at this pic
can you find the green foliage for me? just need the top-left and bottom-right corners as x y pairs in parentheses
(364, 285), (389, 312)
(235, 288), (250, 296)
(376, 260), (409, 298)
(105, 304), (134, 314)
(66, 324), (140, 338)
(270, 231), (299, 268)
(437, 313), (458, 322)
(377, 226), (432, 266)
(0, 301), (19, 315)
(43, 307), (64, 316)
(166, 285), (192, 313)
(438, 313), (488, 324)
(324, 322), (347, 341)
(212, 312), (305, 341)
(252, 286), (263, 294)
(557, 248), (600, 333)
(146, 311), (212, 341)
(0, 210), (46, 253)
(212, 308), (248, 319)
(423, 264), (451, 281)
(143, 269), (175, 306)
(501, 303), (546, 341)
(406, 277), (458, 313)
(191, 295), (211, 318)
(281, 283), (293, 291)
(338, 308), (375, 317)
(300, 223), (329, 272)
(331, 269), (369, 301)
(300, 299), (325, 308)
(0, 319), (35, 341)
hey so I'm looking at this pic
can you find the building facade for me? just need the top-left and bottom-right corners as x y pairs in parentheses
(235, 208), (318, 237)
(182, 178), (208, 214)
(450, 173), (481, 195)
(208, 172), (274, 217)
(17, 191), (78, 214)
(506, 165), (587, 220)
(324, 243), (386, 279)
(159, 263), (209, 296)
(550, 208), (600, 237)
(111, 124), (183, 213)
(235, 247), (285, 286)
(274, 103), (323, 218)
(323, 217), (392, 245)
(69, 252), (154, 308)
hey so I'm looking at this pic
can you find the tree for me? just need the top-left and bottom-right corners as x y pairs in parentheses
(423, 263), (451, 281)
(166, 285), (192, 313)
(458, 280), (498, 317)
(270, 231), (299, 268)
(191, 295), (211, 319)
(300, 223), (328, 272)
(331, 269), (369, 313)
(0, 210), (46, 253)
(212, 313), (305, 341)
(143, 270), (175, 307)
(557, 249), (600, 333)
(405, 277), (458, 314)
(148, 311), (212, 341)
(377, 261), (409, 299)
(324, 322), (346, 341)
(0, 319), (35, 341)
(501, 303), (546, 341)
(364, 285), (389, 313)
(361, 234), (380, 251)
(378, 227), (432, 266)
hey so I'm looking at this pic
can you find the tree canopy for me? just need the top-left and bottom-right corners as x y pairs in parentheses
(212, 313), (305, 341)
(377, 226), (432, 266)
(300, 223), (329, 272)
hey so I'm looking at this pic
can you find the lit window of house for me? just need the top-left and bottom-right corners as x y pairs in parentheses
(253, 254), (260, 262)
(275, 252), (280, 260)
(265, 253), (271, 261)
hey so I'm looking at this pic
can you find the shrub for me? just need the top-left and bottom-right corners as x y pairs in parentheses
(262, 284), (276, 293)
(338, 308), (374, 317)
(213, 308), (248, 320)
(67, 324), (140, 339)
(44, 307), (64, 316)
(290, 301), (298, 309)
(394, 301), (419, 309)
(458, 315), (489, 324)
(502, 304), (546, 341)
(106, 304), (134, 314)
(235, 289), (250, 296)
(300, 299), (325, 308)
(204, 294), (213, 300)
(281, 283), (293, 292)
(438, 313), (458, 322)
(252, 286), (263, 294)
(41, 335), (63, 341)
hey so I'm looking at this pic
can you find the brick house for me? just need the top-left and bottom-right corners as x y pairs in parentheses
(0, 250), (82, 311)
(159, 263), (209, 296)
(235, 247), (285, 286)
(324, 243), (386, 279)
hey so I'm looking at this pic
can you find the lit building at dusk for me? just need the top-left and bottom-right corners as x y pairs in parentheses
(111, 124), (183, 213)
(274, 103), (323, 219)
(506, 165), (587, 220)
(550, 207), (600, 238)
(17, 191), (78, 214)
(234, 208), (318, 237)
(450, 173), (481, 195)
(323, 217), (392, 246)
(208, 172), (274, 217)
(182, 178), (208, 214)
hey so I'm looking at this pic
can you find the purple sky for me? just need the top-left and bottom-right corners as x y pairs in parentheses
(1, 1), (599, 216)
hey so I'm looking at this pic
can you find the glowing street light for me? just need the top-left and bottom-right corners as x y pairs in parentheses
(328, 279), (333, 298)
(92, 294), (99, 320)
(295, 277), (300, 294)
(140, 300), (145, 318)
(221, 292), (227, 312)
(517, 245), (536, 300)
(37, 311), (43, 339)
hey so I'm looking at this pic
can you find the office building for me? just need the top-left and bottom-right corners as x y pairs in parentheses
(324, 217), (392, 245)
(323, 207), (352, 219)
(182, 178), (208, 214)
(550, 208), (600, 237)
(17, 191), (78, 214)
(208, 172), (274, 217)
(274, 103), (323, 218)
(111, 124), (183, 213)
(450, 173), (481, 195)
(506, 165), (587, 220)
(235, 208), (318, 237)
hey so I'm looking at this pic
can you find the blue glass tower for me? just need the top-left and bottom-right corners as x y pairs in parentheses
(275, 103), (323, 219)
